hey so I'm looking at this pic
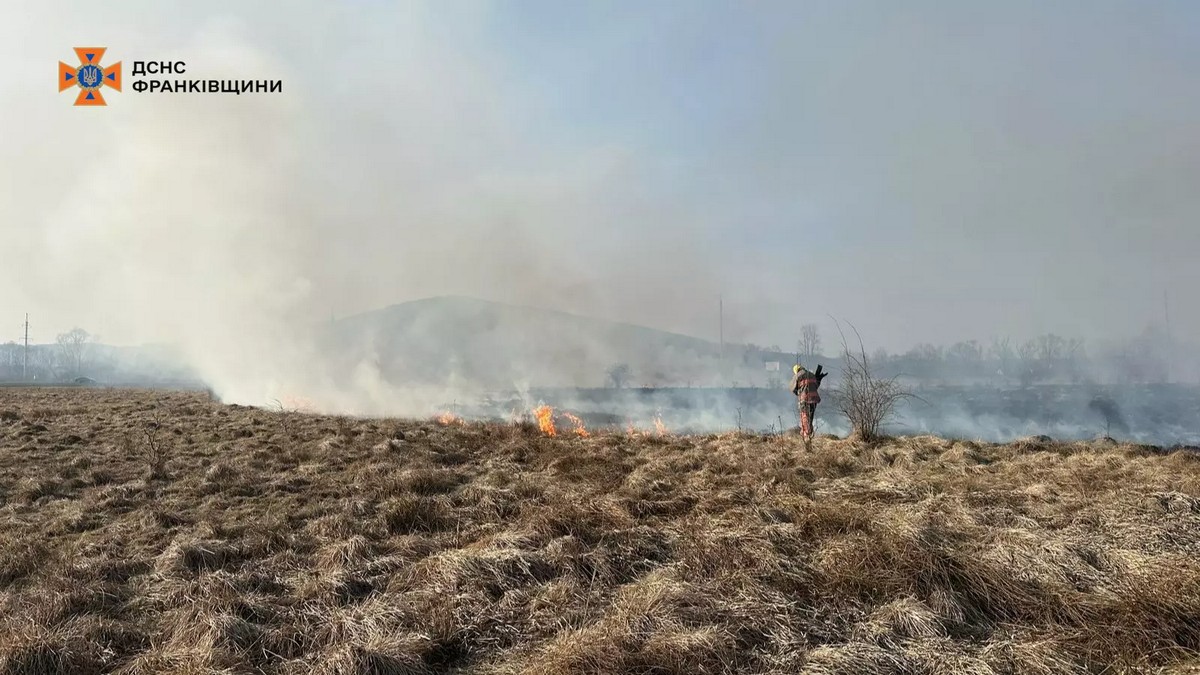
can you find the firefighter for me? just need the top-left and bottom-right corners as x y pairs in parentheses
(790, 363), (827, 449)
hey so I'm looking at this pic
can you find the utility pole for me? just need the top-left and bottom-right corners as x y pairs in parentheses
(23, 313), (29, 382)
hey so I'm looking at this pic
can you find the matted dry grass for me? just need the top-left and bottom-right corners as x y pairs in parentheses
(0, 388), (1198, 674)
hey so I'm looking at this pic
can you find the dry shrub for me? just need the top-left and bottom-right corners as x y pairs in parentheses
(830, 321), (915, 443)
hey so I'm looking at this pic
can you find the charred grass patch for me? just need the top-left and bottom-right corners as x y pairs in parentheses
(0, 388), (1198, 673)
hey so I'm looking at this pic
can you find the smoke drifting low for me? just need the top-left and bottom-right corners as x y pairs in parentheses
(3, 3), (731, 413)
(3, 2), (1199, 425)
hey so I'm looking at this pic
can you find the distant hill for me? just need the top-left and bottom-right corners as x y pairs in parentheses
(0, 297), (808, 391)
(316, 296), (788, 390)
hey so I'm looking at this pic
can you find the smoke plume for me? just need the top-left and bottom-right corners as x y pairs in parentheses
(2, 1), (1199, 422)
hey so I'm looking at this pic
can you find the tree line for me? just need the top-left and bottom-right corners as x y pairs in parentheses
(0, 328), (95, 382)
(735, 322), (1183, 387)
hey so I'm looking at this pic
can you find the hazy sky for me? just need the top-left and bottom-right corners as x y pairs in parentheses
(2, 0), (1198, 355)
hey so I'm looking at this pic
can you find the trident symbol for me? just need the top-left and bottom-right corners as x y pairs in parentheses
(58, 47), (122, 106)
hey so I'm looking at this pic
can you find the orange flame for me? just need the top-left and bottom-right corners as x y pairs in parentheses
(653, 415), (668, 436)
(534, 405), (557, 436)
(563, 412), (589, 437)
(436, 411), (459, 425)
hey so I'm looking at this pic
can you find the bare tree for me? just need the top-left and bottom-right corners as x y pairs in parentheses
(30, 346), (58, 381)
(606, 363), (631, 389)
(56, 328), (91, 378)
(741, 343), (762, 366)
(907, 343), (944, 364)
(989, 337), (1015, 379)
(1016, 339), (1039, 385)
(1, 341), (16, 376)
(799, 324), (821, 358)
(1064, 337), (1086, 383)
(830, 319), (913, 443)
(1033, 333), (1066, 364)
(947, 340), (983, 377)
(947, 340), (982, 364)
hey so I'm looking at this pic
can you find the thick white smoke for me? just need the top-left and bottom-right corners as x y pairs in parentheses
(3, 1), (1200, 424)
(29, 31), (321, 407)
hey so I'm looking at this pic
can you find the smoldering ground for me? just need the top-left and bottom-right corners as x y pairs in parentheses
(460, 383), (1200, 447)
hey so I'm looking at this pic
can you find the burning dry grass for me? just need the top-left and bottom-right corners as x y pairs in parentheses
(0, 388), (1198, 674)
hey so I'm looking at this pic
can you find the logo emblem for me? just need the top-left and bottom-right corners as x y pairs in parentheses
(59, 47), (121, 106)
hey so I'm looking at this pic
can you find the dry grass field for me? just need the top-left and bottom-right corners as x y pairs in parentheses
(1, 388), (1198, 674)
